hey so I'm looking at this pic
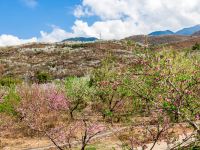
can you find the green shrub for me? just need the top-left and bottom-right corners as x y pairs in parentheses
(35, 71), (51, 83)
(0, 77), (22, 87)
(192, 43), (200, 50)
(71, 43), (87, 49)
(0, 87), (20, 115)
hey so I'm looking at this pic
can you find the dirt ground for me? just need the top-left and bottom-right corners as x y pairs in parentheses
(0, 122), (195, 150)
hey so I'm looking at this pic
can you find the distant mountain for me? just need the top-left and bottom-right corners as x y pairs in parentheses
(149, 30), (174, 36)
(62, 37), (98, 42)
(148, 25), (200, 36)
(192, 30), (200, 36)
(175, 25), (200, 35)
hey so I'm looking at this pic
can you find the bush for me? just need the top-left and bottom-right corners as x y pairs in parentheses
(0, 87), (20, 115)
(71, 43), (87, 49)
(192, 43), (200, 50)
(35, 71), (51, 83)
(0, 77), (22, 87)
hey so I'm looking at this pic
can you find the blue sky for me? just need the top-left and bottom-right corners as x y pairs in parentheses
(0, 0), (82, 38)
(0, 0), (200, 46)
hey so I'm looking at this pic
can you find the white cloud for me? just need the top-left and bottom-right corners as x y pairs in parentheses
(21, 0), (38, 8)
(0, 34), (37, 47)
(39, 27), (75, 43)
(74, 5), (93, 18)
(0, 27), (76, 47)
(72, 19), (148, 40)
(72, 0), (200, 39)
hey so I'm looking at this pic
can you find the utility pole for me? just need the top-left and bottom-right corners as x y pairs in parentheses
(99, 32), (102, 49)
(144, 35), (149, 58)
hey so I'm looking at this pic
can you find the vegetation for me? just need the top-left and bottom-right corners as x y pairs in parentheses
(192, 43), (200, 50)
(70, 43), (87, 49)
(35, 71), (52, 83)
(0, 46), (199, 149)
(0, 86), (20, 115)
(0, 76), (22, 87)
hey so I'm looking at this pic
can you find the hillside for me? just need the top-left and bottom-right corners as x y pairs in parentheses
(0, 41), (131, 81)
(165, 36), (200, 50)
(0, 36), (199, 82)
(126, 35), (193, 45)
(192, 30), (200, 36)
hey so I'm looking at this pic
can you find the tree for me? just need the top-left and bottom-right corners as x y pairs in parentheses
(65, 77), (95, 120)
(16, 83), (69, 149)
(90, 58), (132, 122)
(80, 120), (106, 150)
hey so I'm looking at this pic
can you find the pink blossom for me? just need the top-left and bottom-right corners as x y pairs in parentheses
(46, 86), (69, 111)
(185, 90), (192, 95)
(195, 114), (200, 120)
(165, 98), (171, 102)
(158, 109), (163, 113)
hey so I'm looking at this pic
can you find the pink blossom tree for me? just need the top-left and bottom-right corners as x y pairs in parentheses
(16, 83), (70, 149)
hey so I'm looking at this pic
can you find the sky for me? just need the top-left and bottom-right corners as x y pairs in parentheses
(0, 0), (200, 46)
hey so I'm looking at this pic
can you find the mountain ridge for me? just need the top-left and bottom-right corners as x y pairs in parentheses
(148, 24), (200, 36)
(62, 37), (98, 42)
(149, 30), (174, 36)
(176, 24), (200, 35)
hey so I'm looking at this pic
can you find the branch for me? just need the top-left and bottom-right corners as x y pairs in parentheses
(170, 131), (195, 150)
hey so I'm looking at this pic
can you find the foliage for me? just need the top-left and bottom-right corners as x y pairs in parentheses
(16, 83), (69, 132)
(71, 43), (87, 49)
(0, 87), (20, 115)
(0, 48), (199, 149)
(64, 76), (95, 119)
(0, 76), (22, 87)
(35, 71), (51, 83)
(91, 60), (132, 121)
(192, 43), (200, 50)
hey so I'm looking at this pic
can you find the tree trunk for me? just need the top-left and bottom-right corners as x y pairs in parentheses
(174, 111), (179, 123)
(70, 111), (74, 120)
(81, 144), (86, 150)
